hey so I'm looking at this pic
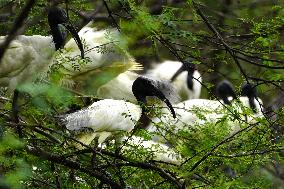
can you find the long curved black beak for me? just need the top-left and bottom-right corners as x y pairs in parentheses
(163, 98), (176, 118)
(63, 22), (85, 59)
(170, 65), (184, 82)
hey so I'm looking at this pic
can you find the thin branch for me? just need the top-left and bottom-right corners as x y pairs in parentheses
(33, 127), (62, 144)
(212, 148), (284, 158)
(192, 1), (249, 83)
(0, 0), (36, 64)
(102, 0), (120, 31)
(72, 148), (184, 188)
(26, 145), (122, 189)
(235, 55), (284, 69)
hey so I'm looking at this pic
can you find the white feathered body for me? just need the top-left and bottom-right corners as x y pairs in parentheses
(64, 99), (142, 145)
(55, 23), (142, 93)
(96, 71), (138, 102)
(0, 35), (55, 90)
(147, 97), (264, 142)
(146, 60), (202, 101)
(121, 136), (182, 164)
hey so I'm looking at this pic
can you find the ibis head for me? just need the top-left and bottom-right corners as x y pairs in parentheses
(48, 7), (84, 58)
(132, 76), (176, 118)
(216, 80), (237, 105)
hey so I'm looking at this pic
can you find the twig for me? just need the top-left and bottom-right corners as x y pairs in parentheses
(183, 122), (259, 171)
(26, 145), (122, 189)
(74, 147), (183, 188)
(192, 1), (249, 83)
(0, 0), (36, 64)
(212, 147), (284, 158)
(33, 127), (62, 144)
(102, 0), (120, 31)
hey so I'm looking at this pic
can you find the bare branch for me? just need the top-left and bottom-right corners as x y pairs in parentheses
(26, 145), (123, 189)
(0, 0), (36, 64)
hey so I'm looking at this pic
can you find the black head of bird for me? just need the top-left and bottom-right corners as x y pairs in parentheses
(170, 58), (196, 90)
(132, 76), (176, 118)
(241, 83), (257, 98)
(241, 82), (257, 112)
(216, 80), (237, 105)
(48, 7), (84, 58)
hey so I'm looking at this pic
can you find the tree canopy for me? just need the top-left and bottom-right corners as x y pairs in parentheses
(0, 0), (283, 188)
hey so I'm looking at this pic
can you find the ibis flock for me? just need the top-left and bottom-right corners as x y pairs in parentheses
(0, 7), (264, 164)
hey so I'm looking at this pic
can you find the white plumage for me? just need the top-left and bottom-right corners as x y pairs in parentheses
(146, 60), (202, 101)
(0, 7), (84, 91)
(64, 99), (142, 145)
(64, 76), (177, 147)
(0, 35), (55, 90)
(147, 97), (264, 142)
(121, 136), (182, 164)
(54, 22), (142, 93)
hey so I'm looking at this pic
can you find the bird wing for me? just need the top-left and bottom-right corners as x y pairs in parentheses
(0, 35), (54, 90)
(65, 99), (141, 132)
(53, 26), (142, 94)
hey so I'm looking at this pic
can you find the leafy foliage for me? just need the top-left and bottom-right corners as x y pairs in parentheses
(0, 0), (283, 188)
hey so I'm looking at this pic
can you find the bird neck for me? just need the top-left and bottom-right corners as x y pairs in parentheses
(187, 71), (194, 90)
(136, 96), (147, 112)
(137, 112), (151, 129)
(134, 99), (151, 129)
(221, 95), (231, 105)
(248, 96), (257, 113)
(170, 65), (184, 82)
(50, 24), (65, 50)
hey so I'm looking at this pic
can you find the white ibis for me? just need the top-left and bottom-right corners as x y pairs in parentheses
(63, 76), (176, 146)
(53, 22), (143, 94)
(0, 7), (84, 135)
(0, 7), (84, 91)
(147, 81), (264, 143)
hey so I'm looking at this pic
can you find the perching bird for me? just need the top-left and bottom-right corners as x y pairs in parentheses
(0, 7), (84, 91)
(63, 76), (176, 146)
(147, 81), (264, 143)
(53, 21), (143, 94)
(0, 7), (84, 130)
(145, 59), (202, 101)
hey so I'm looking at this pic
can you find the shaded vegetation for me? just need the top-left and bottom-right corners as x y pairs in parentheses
(0, 0), (283, 188)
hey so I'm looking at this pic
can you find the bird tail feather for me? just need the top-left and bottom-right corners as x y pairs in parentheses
(128, 61), (143, 71)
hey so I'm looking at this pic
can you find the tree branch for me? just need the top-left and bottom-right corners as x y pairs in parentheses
(26, 145), (122, 189)
(0, 0), (36, 64)
(192, 1), (249, 83)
